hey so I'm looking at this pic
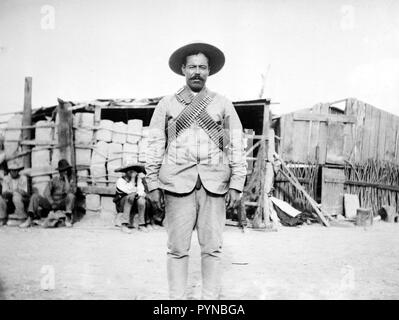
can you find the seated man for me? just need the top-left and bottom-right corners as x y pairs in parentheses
(20, 159), (76, 228)
(0, 160), (29, 226)
(113, 164), (148, 233)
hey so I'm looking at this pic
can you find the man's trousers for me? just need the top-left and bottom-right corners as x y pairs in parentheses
(0, 192), (29, 220)
(27, 193), (75, 218)
(114, 193), (146, 227)
(164, 184), (226, 300)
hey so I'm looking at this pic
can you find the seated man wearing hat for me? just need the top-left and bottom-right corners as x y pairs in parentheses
(19, 159), (76, 228)
(0, 159), (29, 226)
(113, 164), (148, 233)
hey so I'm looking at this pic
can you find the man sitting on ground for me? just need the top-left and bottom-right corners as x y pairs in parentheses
(0, 160), (29, 226)
(113, 164), (148, 233)
(20, 159), (76, 228)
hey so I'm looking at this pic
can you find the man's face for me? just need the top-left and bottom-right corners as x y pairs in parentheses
(59, 169), (67, 178)
(125, 169), (137, 181)
(182, 53), (210, 92)
(10, 170), (19, 179)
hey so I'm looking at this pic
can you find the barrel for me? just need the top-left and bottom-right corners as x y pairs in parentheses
(32, 147), (51, 168)
(51, 148), (72, 169)
(107, 142), (123, 184)
(4, 114), (23, 158)
(85, 194), (101, 214)
(138, 137), (148, 163)
(96, 120), (113, 142)
(75, 147), (92, 167)
(74, 112), (94, 145)
(122, 143), (139, 166)
(112, 122), (127, 144)
(90, 141), (109, 187)
(32, 175), (51, 196)
(77, 169), (89, 187)
(35, 120), (54, 143)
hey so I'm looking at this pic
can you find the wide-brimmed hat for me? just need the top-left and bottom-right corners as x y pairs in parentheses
(7, 159), (24, 171)
(114, 163), (146, 174)
(168, 42), (225, 76)
(57, 159), (72, 172)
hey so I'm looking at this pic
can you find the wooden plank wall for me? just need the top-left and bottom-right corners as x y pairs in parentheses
(279, 103), (330, 164)
(345, 99), (399, 165)
(279, 98), (399, 165)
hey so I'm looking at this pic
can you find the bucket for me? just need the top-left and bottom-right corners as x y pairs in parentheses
(355, 208), (373, 226)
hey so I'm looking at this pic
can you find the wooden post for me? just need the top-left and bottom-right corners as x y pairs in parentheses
(22, 77), (32, 169)
(21, 77), (32, 194)
(57, 98), (77, 186)
(253, 102), (271, 228)
(261, 105), (271, 225)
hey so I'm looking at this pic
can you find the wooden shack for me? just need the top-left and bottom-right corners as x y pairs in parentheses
(273, 98), (399, 216)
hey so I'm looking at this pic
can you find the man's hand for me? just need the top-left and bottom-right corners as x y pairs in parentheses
(148, 189), (165, 213)
(226, 188), (241, 211)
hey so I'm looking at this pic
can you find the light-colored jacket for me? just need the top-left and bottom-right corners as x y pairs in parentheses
(145, 88), (247, 195)
(2, 174), (28, 195)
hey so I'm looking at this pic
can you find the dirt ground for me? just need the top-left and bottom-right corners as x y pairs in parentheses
(1, 215), (399, 300)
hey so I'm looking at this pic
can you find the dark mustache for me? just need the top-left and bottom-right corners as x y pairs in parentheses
(190, 76), (204, 80)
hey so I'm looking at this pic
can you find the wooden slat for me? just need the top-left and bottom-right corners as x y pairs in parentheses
(345, 180), (399, 193)
(321, 167), (346, 216)
(312, 104), (322, 163)
(384, 111), (395, 161)
(93, 105), (101, 142)
(292, 117), (309, 163)
(353, 100), (366, 163)
(326, 122), (345, 164)
(20, 140), (58, 146)
(317, 121), (328, 164)
(377, 107), (387, 161)
(394, 121), (399, 163)
(281, 113), (294, 161)
(80, 186), (116, 195)
(368, 105), (379, 161)
(22, 77), (32, 171)
(361, 103), (373, 162)
(293, 113), (356, 123)
(244, 128), (254, 172)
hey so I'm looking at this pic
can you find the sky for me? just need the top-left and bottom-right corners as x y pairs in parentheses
(0, 0), (398, 116)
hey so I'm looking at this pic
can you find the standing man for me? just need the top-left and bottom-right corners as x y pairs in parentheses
(19, 159), (76, 228)
(0, 160), (29, 226)
(145, 42), (247, 299)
